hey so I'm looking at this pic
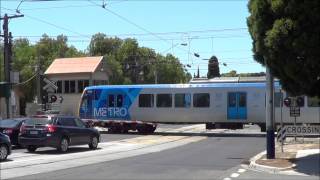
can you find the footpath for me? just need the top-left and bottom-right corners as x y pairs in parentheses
(249, 137), (320, 176)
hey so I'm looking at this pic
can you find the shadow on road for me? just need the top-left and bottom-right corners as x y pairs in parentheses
(293, 152), (320, 176)
(26, 147), (103, 155)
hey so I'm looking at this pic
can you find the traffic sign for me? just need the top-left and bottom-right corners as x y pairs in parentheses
(43, 78), (57, 92)
(284, 125), (320, 135)
(289, 107), (300, 117)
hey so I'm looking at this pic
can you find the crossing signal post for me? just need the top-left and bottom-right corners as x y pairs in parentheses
(266, 65), (275, 159)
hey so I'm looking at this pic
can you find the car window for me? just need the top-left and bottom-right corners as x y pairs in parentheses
(24, 118), (52, 126)
(0, 119), (21, 128)
(74, 118), (86, 128)
(58, 118), (76, 127)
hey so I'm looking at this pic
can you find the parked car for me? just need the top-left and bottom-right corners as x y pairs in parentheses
(0, 132), (12, 161)
(0, 118), (26, 145)
(19, 115), (100, 153)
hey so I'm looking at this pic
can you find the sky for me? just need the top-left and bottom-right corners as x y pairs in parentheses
(1, 0), (265, 77)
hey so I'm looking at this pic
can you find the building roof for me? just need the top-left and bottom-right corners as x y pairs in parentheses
(44, 56), (104, 75)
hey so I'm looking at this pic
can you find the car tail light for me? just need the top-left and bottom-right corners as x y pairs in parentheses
(20, 125), (26, 135)
(3, 129), (13, 134)
(46, 124), (57, 133)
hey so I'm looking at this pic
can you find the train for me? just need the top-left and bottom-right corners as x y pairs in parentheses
(78, 82), (320, 133)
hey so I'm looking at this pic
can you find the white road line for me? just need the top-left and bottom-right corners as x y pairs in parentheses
(223, 178), (232, 180)
(237, 168), (246, 173)
(230, 173), (240, 178)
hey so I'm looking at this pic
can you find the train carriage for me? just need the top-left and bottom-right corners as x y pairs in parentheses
(79, 82), (320, 133)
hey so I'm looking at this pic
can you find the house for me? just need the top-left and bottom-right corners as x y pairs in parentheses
(42, 56), (108, 115)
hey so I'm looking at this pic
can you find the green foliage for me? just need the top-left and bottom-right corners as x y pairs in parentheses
(10, 34), (85, 102)
(207, 56), (220, 79)
(247, 0), (320, 96)
(221, 70), (266, 77)
(88, 33), (191, 85)
(2, 32), (191, 103)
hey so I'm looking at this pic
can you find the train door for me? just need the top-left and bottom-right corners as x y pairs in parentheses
(227, 92), (247, 120)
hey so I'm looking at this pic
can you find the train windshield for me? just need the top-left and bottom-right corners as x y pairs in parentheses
(79, 89), (94, 118)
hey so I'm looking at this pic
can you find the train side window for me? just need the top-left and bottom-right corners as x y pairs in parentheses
(139, 94), (154, 107)
(274, 92), (283, 107)
(108, 94), (115, 107)
(228, 93), (236, 107)
(239, 93), (246, 107)
(175, 94), (191, 108)
(307, 97), (320, 107)
(193, 93), (210, 107)
(116, 95), (123, 107)
(157, 94), (172, 107)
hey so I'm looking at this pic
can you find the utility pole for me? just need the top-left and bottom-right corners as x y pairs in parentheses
(1, 13), (24, 118)
(266, 64), (275, 159)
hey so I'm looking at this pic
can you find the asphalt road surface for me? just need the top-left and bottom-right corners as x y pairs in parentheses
(1, 124), (318, 180)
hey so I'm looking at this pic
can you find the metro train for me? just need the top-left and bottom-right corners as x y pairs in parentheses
(78, 82), (320, 133)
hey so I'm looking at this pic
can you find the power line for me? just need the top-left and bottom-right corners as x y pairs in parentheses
(1, 7), (90, 38)
(20, 4), (98, 11)
(87, 0), (202, 60)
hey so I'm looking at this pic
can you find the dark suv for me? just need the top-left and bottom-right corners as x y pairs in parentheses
(19, 115), (100, 153)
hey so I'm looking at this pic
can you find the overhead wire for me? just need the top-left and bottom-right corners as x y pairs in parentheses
(86, 0), (202, 62)
(1, 7), (90, 38)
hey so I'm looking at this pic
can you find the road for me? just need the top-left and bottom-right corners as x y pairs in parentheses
(1, 124), (319, 180)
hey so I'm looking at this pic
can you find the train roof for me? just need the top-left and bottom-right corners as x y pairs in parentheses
(85, 82), (281, 90)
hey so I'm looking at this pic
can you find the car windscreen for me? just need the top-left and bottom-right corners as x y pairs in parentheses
(24, 118), (53, 126)
(0, 119), (22, 128)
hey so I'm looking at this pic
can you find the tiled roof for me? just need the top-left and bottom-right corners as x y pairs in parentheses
(44, 56), (103, 75)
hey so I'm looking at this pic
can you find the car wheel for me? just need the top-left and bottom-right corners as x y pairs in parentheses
(27, 145), (37, 152)
(89, 136), (98, 150)
(57, 137), (69, 152)
(0, 145), (8, 161)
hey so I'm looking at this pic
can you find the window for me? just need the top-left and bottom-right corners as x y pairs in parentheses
(239, 93), (246, 107)
(116, 95), (123, 107)
(78, 80), (90, 93)
(157, 94), (172, 107)
(74, 118), (86, 128)
(308, 97), (320, 107)
(108, 94), (115, 107)
(228, 93), (236, 107)
(139, 94), (154, 107)
(58, 118), (76, 127)
(56, 81), (62, 93)
(193, 93), (210, 107)
(70, 80), (75, 93)
(78, 80), (84, 93)
(175, 93), (191, 108)
(84, 80), (89, 88)
(274, 92), (283, 107)
(64, 81), (70, 93)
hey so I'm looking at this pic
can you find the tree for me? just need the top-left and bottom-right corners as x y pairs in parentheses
(11, 35), (85, 103)
(88, 33), (191, 85)
(247, 0), (320, 96)
(221, 70), (237, 77)
(88, 33), (122, 56)
(207, 56), (220, 79)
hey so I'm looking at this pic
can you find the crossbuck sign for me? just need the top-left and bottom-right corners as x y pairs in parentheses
(43, 78), (58, 92)
(284, 125), (320, 135)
